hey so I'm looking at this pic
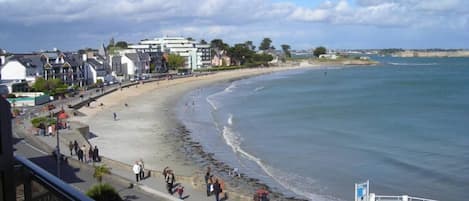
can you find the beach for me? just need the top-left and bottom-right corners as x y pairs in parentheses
(72, 65), (320, 200)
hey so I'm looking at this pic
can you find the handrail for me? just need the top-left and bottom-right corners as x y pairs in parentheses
(15, 155), (94, 201)
(375, 195), (438, 201)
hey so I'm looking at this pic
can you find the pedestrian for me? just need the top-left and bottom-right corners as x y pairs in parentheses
(133, 161), (141, 182)
(77, 148), (84, 162)
(176, 185), (184, 199)
(81, 145), (87, 162)
(213, 178), (222, 201)
(48, 125), (53, 136)
(138, 159), (145, 180)
(88, 146), (94, 163)
(124, 103), (128, 107)
(205, 167), (212, 196)
(73, 140), (79, 155)
(165, 170), (175, 194)
(162, 166), (169, 179)
(68, 141), (74, 156)
(113, 112), (117, 121)
(93, 145), (99, 162)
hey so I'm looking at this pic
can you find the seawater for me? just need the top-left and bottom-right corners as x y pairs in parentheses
(176, 57), (469, 201)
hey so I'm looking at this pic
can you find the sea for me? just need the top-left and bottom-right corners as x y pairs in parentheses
(176, 56), (469, 201)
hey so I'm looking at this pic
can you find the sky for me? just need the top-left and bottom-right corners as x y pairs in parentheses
(0, 0), (468, 52)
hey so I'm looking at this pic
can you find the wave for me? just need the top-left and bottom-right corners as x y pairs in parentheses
(221, 114), (344, 201)
(254, 86), (265, 92)
(389, 62), (438, 66)
(206, 82), (240, 110)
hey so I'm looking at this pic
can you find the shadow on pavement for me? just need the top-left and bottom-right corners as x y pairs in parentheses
(28, 155), (85, 184)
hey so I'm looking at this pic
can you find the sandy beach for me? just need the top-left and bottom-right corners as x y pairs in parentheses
(73, 65), (321, 199)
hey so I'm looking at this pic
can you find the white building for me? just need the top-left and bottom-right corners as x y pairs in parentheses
(129, 36), (210, 70)
(0, 55), (42, 82)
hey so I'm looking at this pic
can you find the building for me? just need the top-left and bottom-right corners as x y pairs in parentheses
(0, 54), (43, 82)
(1, 51), (86, 87)
(211, 50), (231, 66)
(129, 36), (211, 70)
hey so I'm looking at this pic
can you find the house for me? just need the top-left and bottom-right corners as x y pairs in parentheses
(122, 52), (150, 76)
(82, 51), (114, 84)
(0, 54), (43, 82)
(319, 54), (339, 60)
(211, 50), (230, 66)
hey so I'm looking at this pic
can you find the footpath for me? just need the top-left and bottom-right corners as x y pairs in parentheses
(13, 77), (248, 201)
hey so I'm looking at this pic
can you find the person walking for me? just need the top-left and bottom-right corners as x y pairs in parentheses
(138, 159), (145, 180)
(68, 141), (74, 156)
(77, 148), (84, 162)
(73, 140), (79, 155)
(88, 146), (94, 163)
(205, 167), (212, 196)
(93, 145), (99, 162)
(81, 145), (87, 162)
(113, 112), (117, 121)
(213, 178), (222, 201)
(133, 161), (141, 182)
(176, 185), (184, 199)
(165, 170), (175, 194)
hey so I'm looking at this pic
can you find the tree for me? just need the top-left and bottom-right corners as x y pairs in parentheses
(167, 54), (186, 70)
(259, 38), (272, 51)
(281, 44), (291, 58)
(313, 46), (327, 57)
(93, 165), (110, 183)
(210, 39), (229, 51)
(114, 41), (128, 49)
(200, 39), (208, 45)
(86, 183), (122, 201)
(244, 41), (256, 51)
(228, 43), (254, 65)
(32, 77), (48, 92)
(186, 37), (194, 41)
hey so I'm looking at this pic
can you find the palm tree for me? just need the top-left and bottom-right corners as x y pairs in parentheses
(93, 165), (110, 183)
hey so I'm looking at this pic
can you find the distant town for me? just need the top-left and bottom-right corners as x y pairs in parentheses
(1, 35), (469, 106)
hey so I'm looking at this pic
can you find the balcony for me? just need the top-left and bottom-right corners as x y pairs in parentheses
(14, 155), (93, 201)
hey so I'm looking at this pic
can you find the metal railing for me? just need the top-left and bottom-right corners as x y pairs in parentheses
(15, 155), (94, 201)
(374, 195), (438, 201)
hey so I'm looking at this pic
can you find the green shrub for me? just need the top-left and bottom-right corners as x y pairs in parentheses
(31, 117), (48, 128)
(86, 183), (122, 201)
(31, 117), (56, 128)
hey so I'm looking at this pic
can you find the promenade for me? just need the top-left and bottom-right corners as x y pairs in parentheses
(12, 76), (222, 201)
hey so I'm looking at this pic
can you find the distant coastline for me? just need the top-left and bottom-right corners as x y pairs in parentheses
(391, 50), (469, 57)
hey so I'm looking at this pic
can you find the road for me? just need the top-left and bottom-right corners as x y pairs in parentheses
(13, 137), (166, 201)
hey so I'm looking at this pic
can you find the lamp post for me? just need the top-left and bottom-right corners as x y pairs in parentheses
(56, 114), (61, 178)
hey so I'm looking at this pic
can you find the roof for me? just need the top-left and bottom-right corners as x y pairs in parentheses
(86, 58), (104, 70)
(125, 52), (150, 63)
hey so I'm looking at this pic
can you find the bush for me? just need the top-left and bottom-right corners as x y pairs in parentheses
(31, 117), (56, 128)
(31, 117), (48, 128)
(86, 183), (122, 201)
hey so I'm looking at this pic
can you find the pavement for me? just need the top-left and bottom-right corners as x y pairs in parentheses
(12, 75), (237, 201)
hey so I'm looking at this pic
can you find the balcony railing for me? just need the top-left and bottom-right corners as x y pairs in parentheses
(14, 155), (94, 201)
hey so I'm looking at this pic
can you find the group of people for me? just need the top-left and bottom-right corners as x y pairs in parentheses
(162, 167), (186, 199)
(204, 167), (225, 201)
(68, 140), (100, 163)
(132, 159), (146, 182)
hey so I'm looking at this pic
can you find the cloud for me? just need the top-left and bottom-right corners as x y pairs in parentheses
(0, 0), (468, 51)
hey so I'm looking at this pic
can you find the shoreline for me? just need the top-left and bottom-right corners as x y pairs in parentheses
(72, 65), (340, 200)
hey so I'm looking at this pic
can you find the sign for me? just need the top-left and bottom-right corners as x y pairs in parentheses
(355, 180), (369, 201)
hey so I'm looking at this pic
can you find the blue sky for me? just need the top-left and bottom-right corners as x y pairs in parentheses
(0, 0), (468, 52)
